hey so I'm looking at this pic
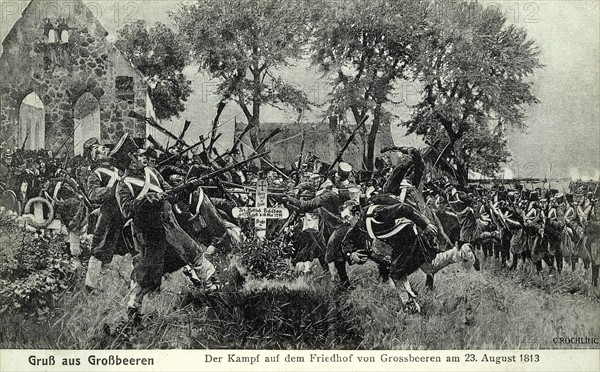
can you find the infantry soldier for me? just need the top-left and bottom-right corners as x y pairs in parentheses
(83, 137), (130, 291)
(113, 134), (215, 323)
(283, 173), (344, 275)
(545, 193), (566, 273)
(381, 146), (425, 193)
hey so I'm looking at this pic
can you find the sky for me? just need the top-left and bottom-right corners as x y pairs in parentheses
(1, 0), (598, 179)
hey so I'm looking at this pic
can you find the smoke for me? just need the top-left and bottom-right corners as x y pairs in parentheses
(570, 167), (600, 181)
(502, 167), (515, 180)
(570, 168), (580, 181)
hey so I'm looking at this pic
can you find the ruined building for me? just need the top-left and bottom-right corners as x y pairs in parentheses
(0, 0), (157, 156)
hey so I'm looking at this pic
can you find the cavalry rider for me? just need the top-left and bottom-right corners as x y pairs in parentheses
(83, 137), (129, 291)
(113, 134), (216, 323)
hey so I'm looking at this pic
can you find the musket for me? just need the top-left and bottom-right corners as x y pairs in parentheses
(233, 135), (290, 180)
(147, 135), (164, 151)
(432, 141), (453, 171)
(296, 129), (306, 185)
(0, 131), (17, 147)
(157, 136), (212, 167)
(178, 120), (192, 143)
(255, 128), (282, 153)
(325, 115), (370, 177)
(221, 180), (287, 194)
(165, 151), (270, 198)
(21, 132), (29, 150)
(61, 149), (71, 169)
(208, 101), (227, 154)
(53, 118), (88, 157)
(230, 121), (255, 155)
(55, 169), (93, 210)
(128, 111), (188, 147)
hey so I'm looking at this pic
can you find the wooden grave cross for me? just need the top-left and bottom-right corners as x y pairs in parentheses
(232, 179), (289, 240)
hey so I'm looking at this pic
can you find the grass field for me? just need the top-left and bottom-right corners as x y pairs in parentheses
(1, 216), (599, 350)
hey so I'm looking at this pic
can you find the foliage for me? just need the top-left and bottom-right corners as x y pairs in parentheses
(115, 20), (192, 120)
(174, 0), (311, 147)
(238, 234), (295, 280)
(310, 0), (428, 170)
(0, 231), (598, 350)
(0, 211), (83, 318)
(405, 1), (542, 182)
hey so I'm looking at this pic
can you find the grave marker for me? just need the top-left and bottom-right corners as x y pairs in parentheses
(232, 179), (288, 240)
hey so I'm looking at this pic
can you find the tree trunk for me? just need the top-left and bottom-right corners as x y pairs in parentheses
(249, 105), (260, 150)
(452, 139), (468, 186)
(364, 103), (382, 172)
(248, 66), (262, 150)
(350, 105), (366, 168)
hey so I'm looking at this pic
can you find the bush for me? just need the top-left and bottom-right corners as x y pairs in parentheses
(238, 234), (295, 280)
(0, 210), (84, 318)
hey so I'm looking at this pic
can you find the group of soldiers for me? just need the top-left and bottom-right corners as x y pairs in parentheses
(1, 135), (598, 323)
(421, 180), (599, 284)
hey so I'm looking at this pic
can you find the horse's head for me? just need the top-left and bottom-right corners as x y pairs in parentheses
(459, 243), (480, 271)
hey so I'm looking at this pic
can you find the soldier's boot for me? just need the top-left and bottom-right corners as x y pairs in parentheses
(126, 281), (149, 327)
(182, 266), (203, 287)
(85, 256), (103, 291)
(583, 259), (590, 270)
(555, 252), (564, 274)
(534, 260), (543, 274)
(69, 231), (82, 257)
(334, 260), (353, 289)
(190, 246), (220, 291)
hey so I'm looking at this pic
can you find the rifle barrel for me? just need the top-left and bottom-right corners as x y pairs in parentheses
(168, 151), (270, 196)
(326, 115), (369, 176)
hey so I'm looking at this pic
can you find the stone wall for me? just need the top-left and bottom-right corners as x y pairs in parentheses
(0, 0), (147, 153)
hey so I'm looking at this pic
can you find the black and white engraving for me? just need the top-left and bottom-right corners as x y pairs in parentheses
(0, 0), (598, 363)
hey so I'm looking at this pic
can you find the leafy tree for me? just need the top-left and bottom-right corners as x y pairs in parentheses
(405, 1), (542, 183)
(310, 0), (428, 171)
(174, 0), (311, 148)
(115, 20), (192, 121)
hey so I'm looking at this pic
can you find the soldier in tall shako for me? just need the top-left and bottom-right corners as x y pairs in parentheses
(83, 136), (130, 291)
(113, 134), (216, 323)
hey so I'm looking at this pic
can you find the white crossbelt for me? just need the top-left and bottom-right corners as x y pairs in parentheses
(94, 166), (120, 188)
(365, 204), (416, 240)
(123, 167), (163, 200)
